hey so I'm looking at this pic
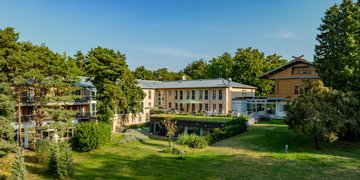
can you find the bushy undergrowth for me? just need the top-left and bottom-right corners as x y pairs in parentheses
(48, 142), (74, 180)
(128, 123), (149, 130)
(71, 122), (111, 152)
(162, 147), (180, 154)
(0, 139), (15, 157)
(119, 129), (149, 144)
(177, 134), (208, 149)
(208, 116), (248, 144)
(35, 140), (52, 163)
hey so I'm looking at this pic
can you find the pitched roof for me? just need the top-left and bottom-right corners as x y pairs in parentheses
(258, 56), (313, 79)
(74, 76), (94, 88)
(138, 78), (256, 89)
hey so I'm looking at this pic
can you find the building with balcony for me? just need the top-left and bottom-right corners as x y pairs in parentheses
(13, 77), (97, 148)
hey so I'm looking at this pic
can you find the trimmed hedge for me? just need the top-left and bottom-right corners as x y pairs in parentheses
(177, 134), (208, 149)
(209, 116), (248, 144)
(71, 122), (111, 152)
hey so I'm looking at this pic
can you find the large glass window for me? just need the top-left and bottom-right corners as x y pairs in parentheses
(205, 90), (208, 100)
(199, 90), (203, 100)
(219, 104), (223, 114)
(191, 90), (195, 100)
(205, 103), (209, 111)
(175, 91), (178, 99)
(186, 90), (190, 99)
(180, 91), (183, 99)
(219, 90), (223, 100)
(212, 90), (216, 100)
(212, 104), (216, 112)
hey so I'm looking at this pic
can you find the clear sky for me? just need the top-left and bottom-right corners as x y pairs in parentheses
(0, 0), (342, 71)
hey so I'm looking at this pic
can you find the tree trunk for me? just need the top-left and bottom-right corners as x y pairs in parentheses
(314, 133), (321, 150)
(16, 89), (22, 149)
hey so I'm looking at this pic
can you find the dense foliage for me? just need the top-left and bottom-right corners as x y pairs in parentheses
(35, 140), (52, 163)
(284, 80), (360, 149)
(177, 134), (208, 149)
(11, 150), (27, 180)
(314, 0), (360, 92)
(86, 47), (145, 124)
(71, 122), (111, 152)
(48, 142), (74, 180)
(209, 116), (248, 144)
(0, 83), (15, 157)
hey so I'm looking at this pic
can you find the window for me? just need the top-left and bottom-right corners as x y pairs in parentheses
(205, 104), (209, 111)
(186, 104), (189, 112)
(199, 90), (203, 100)
(148, 102), (151, 106)
(212, 104), (216, 112)
(294, 85), (304, 95)
(191, 90), (195, 100)
(180, 91), (183, 100)
(180, 103), (183, 111)
(219, 90), (223, 100)
(168, 90), (172, 97)
(212, 90), (216, 100)
(175, 103), (178, 110)
(192, 104), (195, 113)
(292, 66), (310, 75)
(219, 104), (223, 114)
(186, 90), (190, 99)
(168, 102), (172, 108)
(148, 91), (152, 99)
(242, 90), (246, 96)
(138, 115), (142, 122)
(199, 104), (203, 111)
(146, 113), (150, 120)
(175, 91), (178, 99)
(204, 90), (209, 100)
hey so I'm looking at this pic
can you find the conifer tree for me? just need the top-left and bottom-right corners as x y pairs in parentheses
(11, 150), (27, 180)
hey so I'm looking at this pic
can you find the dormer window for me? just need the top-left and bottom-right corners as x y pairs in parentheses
(292, 66), (310, 75)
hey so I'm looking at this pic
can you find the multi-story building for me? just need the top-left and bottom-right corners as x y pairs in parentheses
(13, 77), (97, 148)
(258, 56), (320, 117)
(112, 78), (256, 131)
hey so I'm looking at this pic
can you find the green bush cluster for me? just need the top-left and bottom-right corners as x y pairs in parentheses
(11, 150), (27, 180)
(35, 140), (52, 163)
(48, 142), (74, 180)
(162, 147), (180, 154)
(209, 116), (248, 144)
(177, 134), (208, 149)
(71, 122), (111, 152)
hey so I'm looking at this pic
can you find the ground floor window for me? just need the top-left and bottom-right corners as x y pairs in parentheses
(205, 104), (208, 111)
(219, 104), (223, 114)
(212, 104), (216, 112)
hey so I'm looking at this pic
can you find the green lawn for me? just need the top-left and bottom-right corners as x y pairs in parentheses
(151, 114), (232, 123)
(4, 119), (360, 179)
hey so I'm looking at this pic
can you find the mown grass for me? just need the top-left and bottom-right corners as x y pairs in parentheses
(3, 119), (360, 179)
(151, 114), (232, 123)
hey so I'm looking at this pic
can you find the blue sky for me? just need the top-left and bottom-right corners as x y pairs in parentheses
(0, 0), (341, 71)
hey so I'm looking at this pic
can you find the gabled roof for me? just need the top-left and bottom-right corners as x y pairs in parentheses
(74, 76), (94, 88)
(138, 78), (256, 89)
(258, 56), (313, 79)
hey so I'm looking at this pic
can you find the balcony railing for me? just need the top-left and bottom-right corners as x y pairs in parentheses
(75, 112), (97, 119)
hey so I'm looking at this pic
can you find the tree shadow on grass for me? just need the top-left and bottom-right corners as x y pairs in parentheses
(211, 121), (360, 160)
(72, 150), (360, 179)
(24, 155), (54, 179)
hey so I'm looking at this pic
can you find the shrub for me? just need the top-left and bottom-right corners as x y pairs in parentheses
(0, 139), (15, 158)
(162, 147), (180, 154)
(11, 150), (27, 180)
(128, 123), (149, 130)
(71, 122), (111, 152)
(177, 134), (208, 149)
(119, 129), (149, 144)
(208, 116), (248, 144)
(35, 140), (51, 163)
(48, 142), (74, 180)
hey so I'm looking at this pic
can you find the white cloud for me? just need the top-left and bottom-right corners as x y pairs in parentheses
(134, 46), (214, 59)
(271, 31), (301, 39)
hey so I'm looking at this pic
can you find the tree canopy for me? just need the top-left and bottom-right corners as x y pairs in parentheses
(314, 0), (360, 92)
(183, 59), (208, 79)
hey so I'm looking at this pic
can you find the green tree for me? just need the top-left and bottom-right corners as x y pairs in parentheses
(133, 66), (155, 80)
(73, 50), (86, 76)
(183, 59), (208, 79)
(163, 118), (177, 148)
(11, 150), (27, 180)
(314, 0), (360, 92)
(86, 47), (145, 125)
(206, 52), (233, 79)
(0, 83), (16, 157)
(48, 142), (74, 180)
(284, 80), (359, 149)
(153, 68), (184, 81)
(232, 48), (287, 96)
